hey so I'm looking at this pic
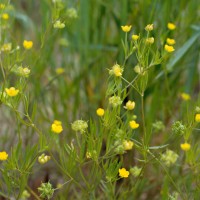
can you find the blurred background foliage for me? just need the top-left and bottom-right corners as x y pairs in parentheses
(1, 0), (200, 199)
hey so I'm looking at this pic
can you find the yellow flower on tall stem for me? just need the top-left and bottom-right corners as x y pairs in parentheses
(121, 25), (132, 32)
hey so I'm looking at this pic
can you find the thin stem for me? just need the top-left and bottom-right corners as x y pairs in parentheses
(148, 150), (187, 200)
(26, 185), (42, 200)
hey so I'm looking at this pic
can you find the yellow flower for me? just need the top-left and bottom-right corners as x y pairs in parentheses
(164, 44), (175, 52)
(86, 151), (92, 159)
(110, 63), (123, 77)
(123, 140), (134, 150)
(146, 37), (154, 44)
(195, 114), (200, 122)
(180, 93), (191, 101)
(38, 153), (51, 164)
(56, 67), (65, 75)
(1, 13), (9, 20)
(23, 40), (33, 49)
(51, 120), (63, 134)
(167, 23), (176, 30)
(121, 25), (132, 32)
(5, 87), (19, 97)
(124, 100), (135, 110)
(145, 24), (154, 31)
(132, 34), (139, 41)
(180, 142), (191, 151)
(1, 43), (12, 52)
(129, 120), (139, 129)
(166, 38), (176, 45)
(0, 151), (8, 160)
(119, 168), (129, 178)
(96, 108), (105, 117)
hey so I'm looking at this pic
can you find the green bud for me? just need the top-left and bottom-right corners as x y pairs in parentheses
(172, 121), (186, 135)
(38, 182), (54, 199)
(71, 120), (88, 133)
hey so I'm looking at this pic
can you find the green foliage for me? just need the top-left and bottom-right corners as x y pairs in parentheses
(0, 0), (200, 199)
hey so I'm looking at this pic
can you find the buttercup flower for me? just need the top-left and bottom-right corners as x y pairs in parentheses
(51, 120), (63, 134)
(180, 142), (191, 151)
(110, 63), (123, 77)
(180, 93), (191, 101)
(123, 140), (134, 150)
(38, 153), (51, 164)
(195, 114), (200, 122)
(129, 120), (139, 129)
(145, 24), (154, 31)
(23, 40), (33, 49)
(56, 67), (65, 75)
(1, 13), (9, 20)
(5, 87), (19, 97)
(86, 151), (92, 159)
(166, 38), (176, 45)
(96, 108), (105, 117)
(121, 25), (132, 32)
(71, 120), (88, 133)
(124, 100), (135, 110)
(0, 151), (8, 161)
(53, 20), (65, 29)
(164, 44), (175, 52)
(146, 37), (154, 44)
(132, 34), (139, 41)
(119, 168), (129, 178)
(167, 22), (176, 30)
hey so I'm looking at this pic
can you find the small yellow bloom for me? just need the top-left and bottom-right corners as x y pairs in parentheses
(195, 114), (200, 122)
(164, 44), (175, 52)
(96, 108), (105, 117)
(1, 13), (9, 20)
(132, 34), (139, 41)
(86, 151), (92, 159)
(146, 37), (154, 44)
(51, 120), (63, 134)
(121, 25), (132, 32)
(123, 140), (134, 150)
(166, 38), (176, 45)
(0, 151), (8, 161)
(119, 168), (129, 178)
(56, 67), (65, 75)
(5, 87), (19, 97)
(180, 93), (191, 101)
(129, 120), (139, 129)
(23, 40), (33, 49)
(145, 24), (154, 31)
(180, 142), (191, 151)
(167, 23), (176, 30)
(124, 100), (135, 110)
(38, 153), (51, 164)
(1, 43), (12, 52)
(111, 63), (123, 77)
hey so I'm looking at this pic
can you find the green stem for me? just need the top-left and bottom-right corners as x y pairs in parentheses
(141, 93), (147, 160)
(148, 150), (187, 200)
